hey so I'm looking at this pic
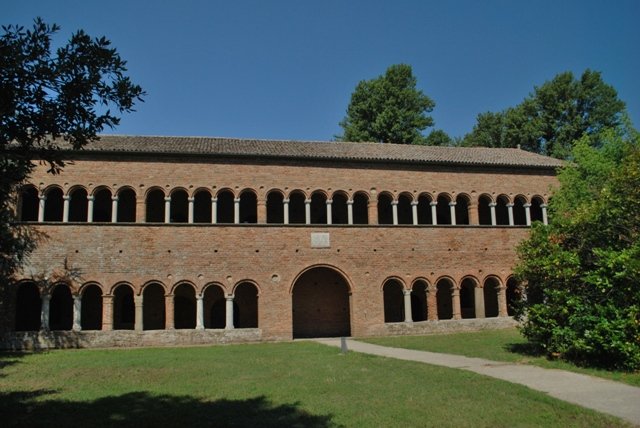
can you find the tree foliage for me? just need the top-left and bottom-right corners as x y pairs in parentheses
(515, 129), (640, 370)
(0, 18), (144, 322)
(338, 64), (435, 145)
(463, 70), (626, 159)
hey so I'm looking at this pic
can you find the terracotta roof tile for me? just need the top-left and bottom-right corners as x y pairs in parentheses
(59, 135), (564, 169)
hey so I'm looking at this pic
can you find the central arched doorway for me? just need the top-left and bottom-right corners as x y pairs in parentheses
(291, 266), (351, 338)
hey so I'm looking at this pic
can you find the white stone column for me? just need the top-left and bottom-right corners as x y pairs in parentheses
(283, 199), (290, 224)
(41, 293), (51, 330)
(111, 195), (119, 223)
(507, 203), (515, 226)
(211, 198), (217, 223)
(489, 202), (497, 226)
(188, 197), (195, 223)
(196, 295), (204, 330)
(134, 295), (143, 331)
(391, 201), (398, 225)
(347, 200), (354, 225)
(430, 201), (438, 225)
(164, 196), (171, 223)
(524, 203), (532, 226)
(87, 195), (95, 223)
(403, 289), (413, 323)
(541, 204), (548, 225)
(411, 201), (418, 225)
(449, 201), (457, 226)
(62, 195), (70, 222)
(225, 295), (234, 329)
(72, 295), (82, 331)
(234, 198), (240, 224)
(38, 194), (46, 222)
(474, 287), (485, 319)
(326, 199), (332, 225)
(304, 199), (311, 224)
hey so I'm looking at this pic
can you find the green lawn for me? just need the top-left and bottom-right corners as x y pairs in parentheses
(0, 342), (630, 427)
(363, 328), (640, 387)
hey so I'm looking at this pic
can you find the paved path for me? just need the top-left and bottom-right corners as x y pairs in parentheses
(314, 338), (640, 426)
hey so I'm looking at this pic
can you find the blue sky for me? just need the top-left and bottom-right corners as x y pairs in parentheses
(6, 0), (640, 141)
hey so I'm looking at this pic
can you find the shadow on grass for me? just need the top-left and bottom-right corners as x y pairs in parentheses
(0, 351), (27, 377)
(1, 390), (342, 428)
(505, 342), (545, 357)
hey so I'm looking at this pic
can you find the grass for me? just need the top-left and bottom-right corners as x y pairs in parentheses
(363, 328), (640, 387)
(0, 341), (630, 427)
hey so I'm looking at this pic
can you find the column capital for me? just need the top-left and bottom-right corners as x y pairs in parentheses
(402, 289), (412, 296)
(283, 198), (290, 204)
(112, 195), (119, 201)
(225, 295), (235, 301)
(164, 196), (171, 202)
(326, 199), (333, 205)
(188, 197), (195, 202)
(540, 203), (548, 208)
(41, 293), (52, 301)
(87, 195), (95, 201)
(304, 199), (311, 204)
(196, 295), (204, 301)
(63, 195), (71, 201)
(488, 202), (497, 207)
(448, 201), (457, 207)
(39, 194), (47, 201)
(429, 201), (437, 207)
(212, 197), (218, 202)
(506, 203), (514, 208)
(391, 201), (399, 206)
(346, 200), (354, 205)
(234, 198), (241, 203)
(411, 201), (419, 206)
(523, 203), (532, 208)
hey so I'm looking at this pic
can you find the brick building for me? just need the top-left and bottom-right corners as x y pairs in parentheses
(3, 136), (562, 348)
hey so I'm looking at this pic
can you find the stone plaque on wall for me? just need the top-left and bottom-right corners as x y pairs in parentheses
(311, 232), (330, 248)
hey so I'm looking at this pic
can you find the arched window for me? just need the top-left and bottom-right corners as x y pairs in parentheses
(69, 188), (88, 222)
(170, 189), (189, 223)
(146, 188), (165, 223)
(216, 190), (234, 224)
(377, 192), (393, 225)
(331, 192), (348, 225)
(266, 191), (284, 224)
(235, 282), (258, 328)
(352, 192), (369, 225)
(436, 194), (452, 225)
(19, 186), (39, 221)
(436, 279), (454, 320)
(310, 191), (327, 224)
(288, 191), (306, 224)
(383, 279), (404, 323)
(93, 188), (112, 222)
(203, 284), (226, 329)
(455, 194), (470, 225)
(460, 278), (476, 319)
(513, 195), (527, 225)
(117, 188), (137, 222)
(49, 283), (73, 331)
(483, 278), (500, 317)
(496, 195), (510, 225)
(397, 193), (413, 225)
(239, 190), (257, 223)
(81, 284), (103, 330)
(15, 281), (41, 331)
(193, 190), (212, 223)
(44, 187), (63, 221)
(143, 283), (165, 330)
(478, 194), (493, 225)
(417, 194), (433, 225)
(411, 281), (428, 322)
(174, 283), (196, 329)
(113, 284), (135, 330)
(530, 196), (544, 223)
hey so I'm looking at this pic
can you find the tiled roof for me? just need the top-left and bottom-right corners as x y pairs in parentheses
(58, 135), (564, 169)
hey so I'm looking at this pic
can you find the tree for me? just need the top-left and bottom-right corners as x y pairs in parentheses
(514, 129), (640, 370)
(424, 129), (453, 146)
(462, 70), (626, 159)
(0, 18), (144, 327)
(338, 64), (435, 145)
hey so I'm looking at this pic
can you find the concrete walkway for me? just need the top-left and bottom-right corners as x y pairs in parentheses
(315, 338), (640, 426)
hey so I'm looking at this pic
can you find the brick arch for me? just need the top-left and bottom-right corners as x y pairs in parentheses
(265, 188), (285, 198)
(202, 281), (228, 295)
(289, 264), (354, 294)
(115, 185), (138, 197)
(482, 275), (503, 318)
(232, 279), (261, 296)
(351, 191), (370, 225)
(169, 186), (189, 196)
(170, 280), (196, 295)
(50, 282), (74, 330)
(291, 264), (352, 338)
(109, 281), (135, 296)
(410, 277), (430, 322)
(435, 276), (456, 320)
(377, 191), (394, 225)
(202, 282), (227, 329)
(455, 193), (472, 225)
(43, 184), (64, 195)
(459, 275), (480, 319)
(78, 281), (105, 295)
(66, 184), (88, 196)
(144, 186), (166, 198)
(309, 190), (327, 224)
(191, 187), (213, 198)
(382, 277), (405, 323)
(90, 185), (114, 197)
(139, 280), (167, 296)
(233, 280), (260, 328)
(379, 275), (407, 291)
(265, 189), (285, 224)
(286, 188), (309, 199)
(239, 188), (258, 223)
(397, 192), (414, 225)
(79, 282), (103, 331)
(14, 280), (41, 331)
(213, 187), (235, 198)
(331, 190), (349, 225)
(435, 193), (453, 225)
